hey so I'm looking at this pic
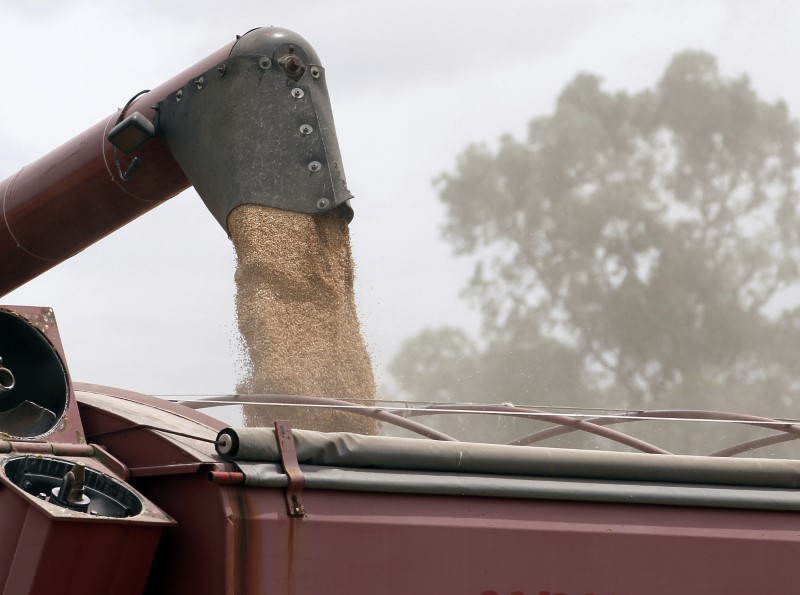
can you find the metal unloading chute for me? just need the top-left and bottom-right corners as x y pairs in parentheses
(155, 27), (353, 233)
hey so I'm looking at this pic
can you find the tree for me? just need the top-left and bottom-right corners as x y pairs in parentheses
(390, 51), (800, 447)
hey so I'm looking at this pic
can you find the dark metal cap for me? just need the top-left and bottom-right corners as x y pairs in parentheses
(230, 27), (322, 66)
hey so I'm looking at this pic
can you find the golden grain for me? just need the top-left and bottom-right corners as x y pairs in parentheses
(229, 204), (378, 434)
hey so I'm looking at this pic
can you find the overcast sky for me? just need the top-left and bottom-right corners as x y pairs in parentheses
(1, 1), (799, 400)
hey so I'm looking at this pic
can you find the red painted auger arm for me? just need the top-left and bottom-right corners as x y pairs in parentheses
(0, 27), (352, 296)
(0, 44), (231, 296)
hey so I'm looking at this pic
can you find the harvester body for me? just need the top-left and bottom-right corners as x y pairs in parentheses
(0, 27), (797, 595)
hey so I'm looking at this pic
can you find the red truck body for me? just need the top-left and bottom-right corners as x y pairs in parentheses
(2, 307), (798, 594)
(76, 382), (800, 595)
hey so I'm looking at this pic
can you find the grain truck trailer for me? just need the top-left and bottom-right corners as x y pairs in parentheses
(0, 27), (798, 595)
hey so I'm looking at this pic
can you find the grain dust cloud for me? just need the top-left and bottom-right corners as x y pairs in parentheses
(230, 204), (378, 434)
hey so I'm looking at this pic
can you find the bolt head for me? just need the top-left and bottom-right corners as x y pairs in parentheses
(175, 90), (183, 102)
(308, 161), (322, 172)
(310, 66), (321, 79)
(259, 57), (272, 70)
(283, 55), (303, 74)
(317, 198), (330, 210)
(291, 88), (305, 99)
(300, 124), (314, 135)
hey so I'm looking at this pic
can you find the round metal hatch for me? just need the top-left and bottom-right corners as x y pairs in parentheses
(0, 310), (68, 438)
(4, 457), (143, 518)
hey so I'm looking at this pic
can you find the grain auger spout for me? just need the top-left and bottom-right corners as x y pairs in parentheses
(0, 26), (352, 296)
(155, 27), (354, 232)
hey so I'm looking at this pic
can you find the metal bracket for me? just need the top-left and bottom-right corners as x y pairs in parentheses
(274, 420), (306, 517)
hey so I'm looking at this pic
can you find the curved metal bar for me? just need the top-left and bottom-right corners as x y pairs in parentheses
(710, 433), (800, 457)
(510, 409), (800, 456)
(176, 394), (458, 442)
(173, 396), (800, 458)
(388, 403), (670, 454)
(509, 416), (621, 446)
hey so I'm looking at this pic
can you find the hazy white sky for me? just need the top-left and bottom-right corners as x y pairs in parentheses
(1, 1), (799, 397)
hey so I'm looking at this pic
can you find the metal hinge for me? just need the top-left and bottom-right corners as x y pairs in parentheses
(274, 420), (306, 517)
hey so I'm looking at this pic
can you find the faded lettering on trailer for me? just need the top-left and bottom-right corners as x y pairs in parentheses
(481, 590), (603, 595)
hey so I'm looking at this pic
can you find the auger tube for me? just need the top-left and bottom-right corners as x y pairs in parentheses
(0, 26), (351, 296)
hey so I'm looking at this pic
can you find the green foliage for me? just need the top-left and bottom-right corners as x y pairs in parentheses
(390, 51), (800, 444)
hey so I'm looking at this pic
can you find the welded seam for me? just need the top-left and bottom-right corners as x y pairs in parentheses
(2, 168), (58, 262)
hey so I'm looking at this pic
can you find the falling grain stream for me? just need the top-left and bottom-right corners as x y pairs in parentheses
(230, 204), (378, 434)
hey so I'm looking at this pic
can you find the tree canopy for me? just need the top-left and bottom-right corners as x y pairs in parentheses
(389, 51), (800, 445)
